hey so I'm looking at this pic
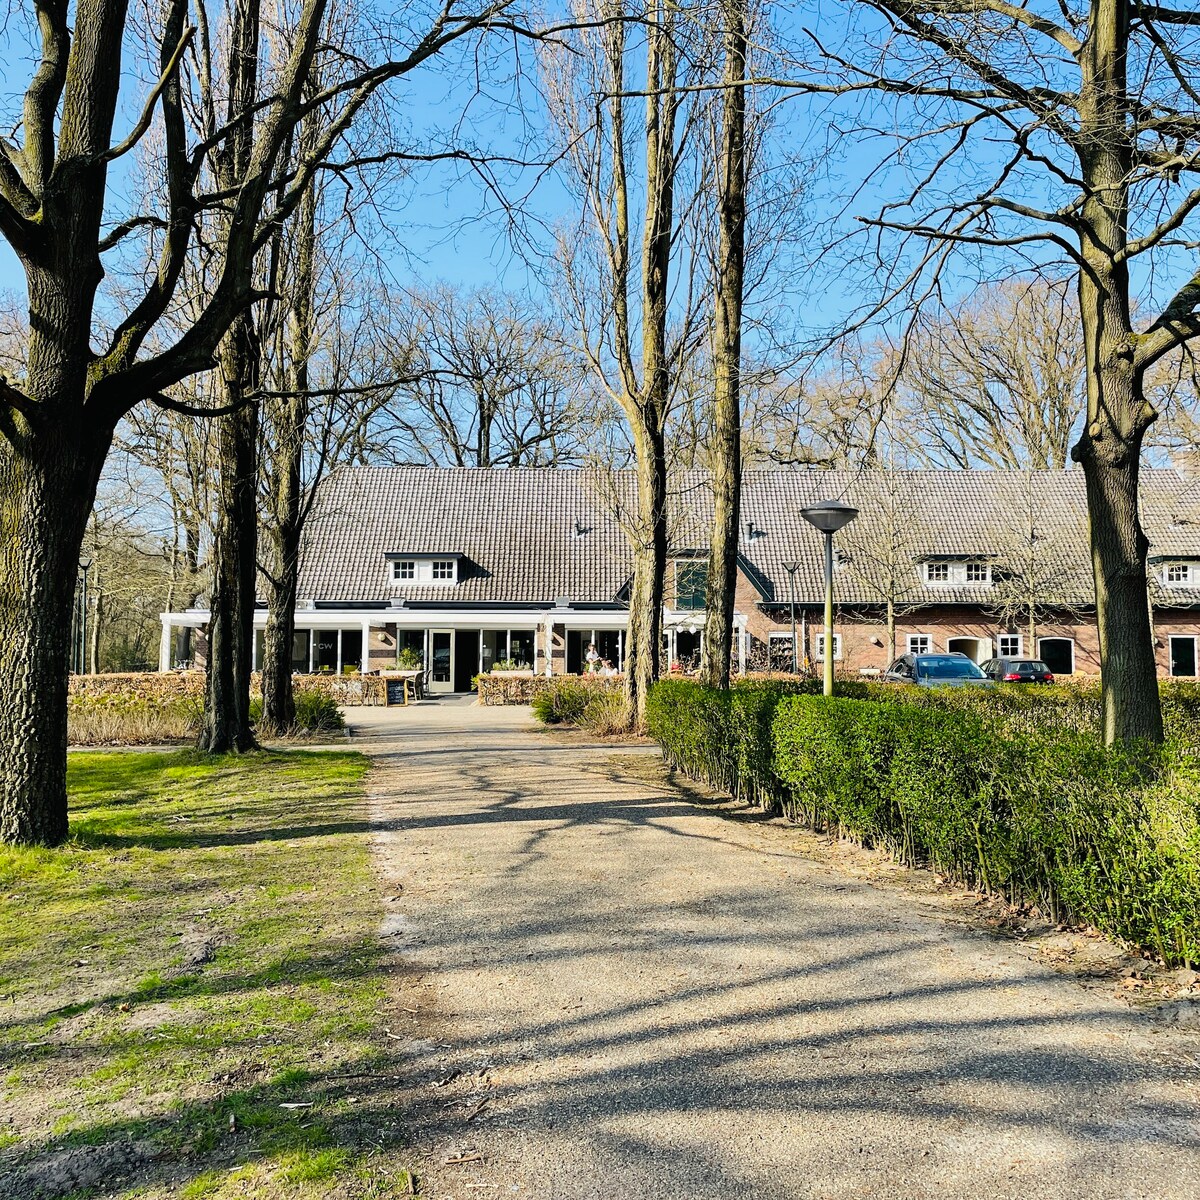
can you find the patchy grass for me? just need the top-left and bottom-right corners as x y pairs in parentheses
(0, 751), (417, 1198)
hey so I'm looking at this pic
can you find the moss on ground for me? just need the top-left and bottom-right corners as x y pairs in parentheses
(0, 751), (416, 1198)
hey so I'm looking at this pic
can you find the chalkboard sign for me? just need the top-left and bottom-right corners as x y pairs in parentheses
(385, 677), (408, 706)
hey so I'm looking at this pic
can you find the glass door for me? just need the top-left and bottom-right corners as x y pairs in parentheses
(430, 630), (454, 693)
(1170, 636), (1197, 677)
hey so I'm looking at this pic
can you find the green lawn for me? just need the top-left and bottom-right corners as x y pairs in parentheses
(0, 751), (415, 1198)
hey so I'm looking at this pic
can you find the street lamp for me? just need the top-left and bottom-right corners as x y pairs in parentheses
(781, 560), (800, 675)
(78, 556), (92, 676)
(800, 500), (858, 697)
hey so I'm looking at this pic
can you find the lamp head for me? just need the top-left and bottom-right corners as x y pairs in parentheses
(800, 500), (859, 535)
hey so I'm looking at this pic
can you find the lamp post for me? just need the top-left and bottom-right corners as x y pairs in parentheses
(799, 500), (858, 697)
(782, 560), (800, 675)
(78, 556), (92, 675)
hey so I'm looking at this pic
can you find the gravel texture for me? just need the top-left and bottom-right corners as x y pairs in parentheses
(353, 702), (1200, 1200)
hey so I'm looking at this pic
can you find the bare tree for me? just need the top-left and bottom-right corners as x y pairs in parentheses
(746, 347), (892, 467)
(0, 0), (534, 843)
(79, 478), (174, 673)
(376, 285), (592, 467)
(258, 258), (401, 733)
(800, 0), (1200, 742)
(117, 402), (213, 663)
(989, 473), (1088, 656)
(545, 0), (712, 723)
(840, 469), (930, 659)
(898, 277), (1083, 470)
(700, 0), (747, 688)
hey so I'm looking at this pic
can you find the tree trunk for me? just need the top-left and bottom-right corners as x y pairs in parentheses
(198, 313), (260, 753)
(1070, 0), (1162, 743)
(700, 0), (746, 690)
(260, 396), (305, 735)
(261, 544), (300, 735)
(0, 424), (108, 844)
(625, 414), (668, 727)
(887, 598), (895, 661)
(1076, 421), (1162, 740)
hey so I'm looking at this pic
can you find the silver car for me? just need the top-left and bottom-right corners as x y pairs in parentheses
(882, 652), (994, 688)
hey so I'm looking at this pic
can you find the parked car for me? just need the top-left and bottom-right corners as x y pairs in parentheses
(882, 653), (994, 688)
(980, 657), (1055, 684)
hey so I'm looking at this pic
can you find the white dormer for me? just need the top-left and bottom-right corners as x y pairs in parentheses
(1163, 561), (1199, 588)
(922, 558), (992, 586)
(386, 554), (461, 586)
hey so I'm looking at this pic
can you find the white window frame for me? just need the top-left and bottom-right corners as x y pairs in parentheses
(1036, 637), (1076, 675)
(814, 632), (842, 661)
(997, 633), (1022, 658)
(924, 562), (950, 584)
(1169, 635), (1198, 678)
(431, 559), (456, 582)
(1165, 562), (1193, 586)
(391, 559), (415, 582)
(768, 631), (796, 668)
(965, 561), (990, 584)
(906, 633), (932, 655)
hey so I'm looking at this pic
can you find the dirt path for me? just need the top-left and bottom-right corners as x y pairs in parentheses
(353, 703), (1200, 1200)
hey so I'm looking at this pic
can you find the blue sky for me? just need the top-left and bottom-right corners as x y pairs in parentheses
(0, 2), (1196, 356)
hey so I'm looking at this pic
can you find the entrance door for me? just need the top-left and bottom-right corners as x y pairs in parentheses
(1038, 637), (1075, 676)
(429, 630), (454, 693)
(1170, 636), (1197, 677)
(947, 637), (990, 664)
(454, 630), (478, 691)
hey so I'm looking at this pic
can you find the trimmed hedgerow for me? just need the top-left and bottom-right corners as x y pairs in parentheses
(648, 677), (872, 810)
(530, 676), (623, 726)
(647, 680), (1200, 966)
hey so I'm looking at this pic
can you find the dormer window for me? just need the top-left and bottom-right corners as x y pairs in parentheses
(387, 554), (460, 585)
(965, 561), (990, 584)
(1165, 562), (1195, 586)
(925, 562), (949, 584)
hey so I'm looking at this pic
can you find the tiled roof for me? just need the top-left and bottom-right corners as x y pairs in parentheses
(298, 466), (1200, 609)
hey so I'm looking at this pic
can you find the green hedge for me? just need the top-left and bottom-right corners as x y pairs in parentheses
(647, 680), (1200, 966)
(530, 676), (624, 726)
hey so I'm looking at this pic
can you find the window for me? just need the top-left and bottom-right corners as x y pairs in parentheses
(925, 562), (949, 583)
(1037, 637), (1075, 675)
(1166, 562), (1193, 585)
(998, 634), (1022, 657)
(432, 560), (455, 581)
(965, 561), (989, 583)
(907, 634), (931, 655)
(392, 559), (415, 581)
(814, 633), (842, 661)
(768, 632), (796, 672)
(675, 561), (708, 610)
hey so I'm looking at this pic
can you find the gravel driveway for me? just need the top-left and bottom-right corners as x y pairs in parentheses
(353, 702), (1200, 1199)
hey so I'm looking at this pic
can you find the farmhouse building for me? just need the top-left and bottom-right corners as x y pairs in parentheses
(159, 466), (1200, 688)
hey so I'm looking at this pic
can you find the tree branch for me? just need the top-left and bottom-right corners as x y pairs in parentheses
(1136, 267), (1200, 368)
(23, 0), (69, 196)
(100, 24), (196, 163)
